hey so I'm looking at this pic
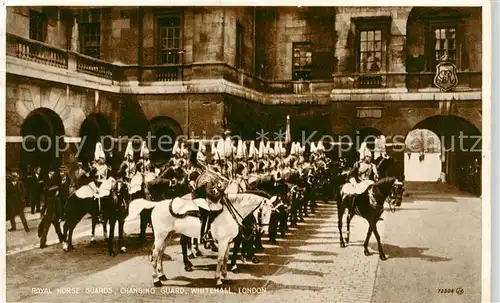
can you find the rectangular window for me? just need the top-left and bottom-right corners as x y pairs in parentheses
(358, 29), (382, 73)
(292, 42), (312, 81)
(29, 10), (47, 42)
(433, 27), (456, 65)
(235, 22), (244, 69)
(80, 22), (101, 58)
(158, 15), (182, 64)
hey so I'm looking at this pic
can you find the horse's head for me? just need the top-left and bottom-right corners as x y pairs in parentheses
(257, 195), (277, 235)
(371, 177), (404, 207)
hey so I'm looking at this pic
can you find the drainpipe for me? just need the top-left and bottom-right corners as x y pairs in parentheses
(252, 7), (256, 75)
(221, 8), (225, 62)
(138, 6), (144, 82)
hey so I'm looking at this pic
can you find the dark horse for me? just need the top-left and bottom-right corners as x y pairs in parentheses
(62, 180), (128, 256)
(337, 177), (404, 260)
(374, 155), (405, 207)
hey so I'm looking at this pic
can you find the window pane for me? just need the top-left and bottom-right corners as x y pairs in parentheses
(374, 41), (381, 51)
(435, 29), (440, 39)
(361, 31), (367, 41)
(368, 31), (374, 40)
(361, 41), (366, 51)
(375, 30), (381, 41)
(367, 41), (373, 52)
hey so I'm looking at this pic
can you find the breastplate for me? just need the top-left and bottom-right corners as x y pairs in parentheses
(358, 163), (372, 180)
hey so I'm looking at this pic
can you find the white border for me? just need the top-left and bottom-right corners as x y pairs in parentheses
(0, 2), (492, 303)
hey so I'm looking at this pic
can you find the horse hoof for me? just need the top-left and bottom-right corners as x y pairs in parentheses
(62, 242), (69, 251)
(364, 250), (372, 256)
(340, 242), (346, 248)
(195, 250), (203, 257)
(120, 246), (127, 253)
(109, 251), (116, 257)
(153, 280), (163, 287)
(188, 253), (195, 259)
(379, 254), (388, 261)
(185, 265), (193, 272)
(158, 275), (168, 281)
(211, 246), (218, 252)
(231, 265), (238, 273)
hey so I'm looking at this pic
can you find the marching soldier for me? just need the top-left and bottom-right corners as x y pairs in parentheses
(119, 141), (136, 182)
(89, 143), (110, 223)
(6, 170), (30, 232)
(38, 167), (64, 248)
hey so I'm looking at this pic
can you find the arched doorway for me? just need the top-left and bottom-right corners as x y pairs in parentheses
(149, 116), (183, 164)
(405, 115), (481, 193)
(21, 107), (65, 175)
(404, 129), (442, 181)
(79, 113), (111, 165)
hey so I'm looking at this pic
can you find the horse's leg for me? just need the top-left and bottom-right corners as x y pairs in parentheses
(180, 235), (194, 272)
(363, 223), (374, 256)
(118, 217), (126, 253)
(187, 237), (195, 259)
(151, 233), (166, 287)
(345, 211), (354, 244)
(103, 218), (108, 240)
(372, 223), (387, 260)
(108, 217), (116, 256)
(221, 241), (232, 283)
(215, 239), (229, 287)
(193, 238), (203, 256)
(338, 202), (346, 248)
(139, 210), (148, 244)
(90, 216), (97, 244)
(157, 233), (171, 282)
(230, 234), (242, 272)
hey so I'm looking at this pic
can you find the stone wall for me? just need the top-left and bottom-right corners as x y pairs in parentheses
(261, 7), (337, 81)
(334, 7), (411, 74)
(223, 7), (255, 74)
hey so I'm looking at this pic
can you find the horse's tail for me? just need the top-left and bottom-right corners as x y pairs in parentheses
(125, 198), (157, 222)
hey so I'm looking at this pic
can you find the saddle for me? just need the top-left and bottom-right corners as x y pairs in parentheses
(74, 178), (115, 199)
(340, 180), (374, 201)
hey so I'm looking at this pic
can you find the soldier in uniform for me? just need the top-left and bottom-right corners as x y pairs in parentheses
(6, 170), (30, 232)
(38, 167), (64, 248)
(89, 143), (110, 223)
(58, 165), (71, 222)
(137, 142), (153, 198)
(343, 142), (379, 201)
(192, 169), (225, 250)
(119, 141), (136, 182)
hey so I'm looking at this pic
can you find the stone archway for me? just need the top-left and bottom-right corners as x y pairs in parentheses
(21, 107), (65, 174)
(149, 116), (183, 164)
(79, 113), (111, 165)
(405, 115), (481, 192)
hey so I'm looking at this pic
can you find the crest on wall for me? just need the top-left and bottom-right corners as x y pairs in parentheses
(433, 51), (458, 92)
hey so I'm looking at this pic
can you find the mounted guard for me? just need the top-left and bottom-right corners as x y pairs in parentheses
(119, 141), (136, 183)
(340, 142), (379, 202)
(86, 142), (114, 223)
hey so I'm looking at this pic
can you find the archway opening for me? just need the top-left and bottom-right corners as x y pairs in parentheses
(405, 115), (481, 194)
(149, 116), (183, 165)
(79, 113), (111, 165)
(21, 107), (65, 175)
(404, 129), (442, 181)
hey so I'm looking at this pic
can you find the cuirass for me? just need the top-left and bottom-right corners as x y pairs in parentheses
(358, 163), (372, 180)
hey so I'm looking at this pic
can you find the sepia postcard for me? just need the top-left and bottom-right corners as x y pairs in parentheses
(0, 1), (492, 302)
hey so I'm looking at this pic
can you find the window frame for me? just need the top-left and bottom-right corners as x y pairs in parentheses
(425, 20), (463, 71)
(79, 22), (101, 59)
(291, 41), (313, 81)
(353, 17), (391, 74)
(155, 13), (184, 65)
(29, 9), (47, 42)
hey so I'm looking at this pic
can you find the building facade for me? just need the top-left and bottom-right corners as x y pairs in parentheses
(6, 6), (482, 186)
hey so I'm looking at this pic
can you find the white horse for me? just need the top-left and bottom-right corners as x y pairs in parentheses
(125, 192), (276, 287)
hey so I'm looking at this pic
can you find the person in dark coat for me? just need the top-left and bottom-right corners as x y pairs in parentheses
(6, 171), (30, 232)
(38, 168), (64, 248)
(29, 166), (44, 214)
(58, 165), (71, 221)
